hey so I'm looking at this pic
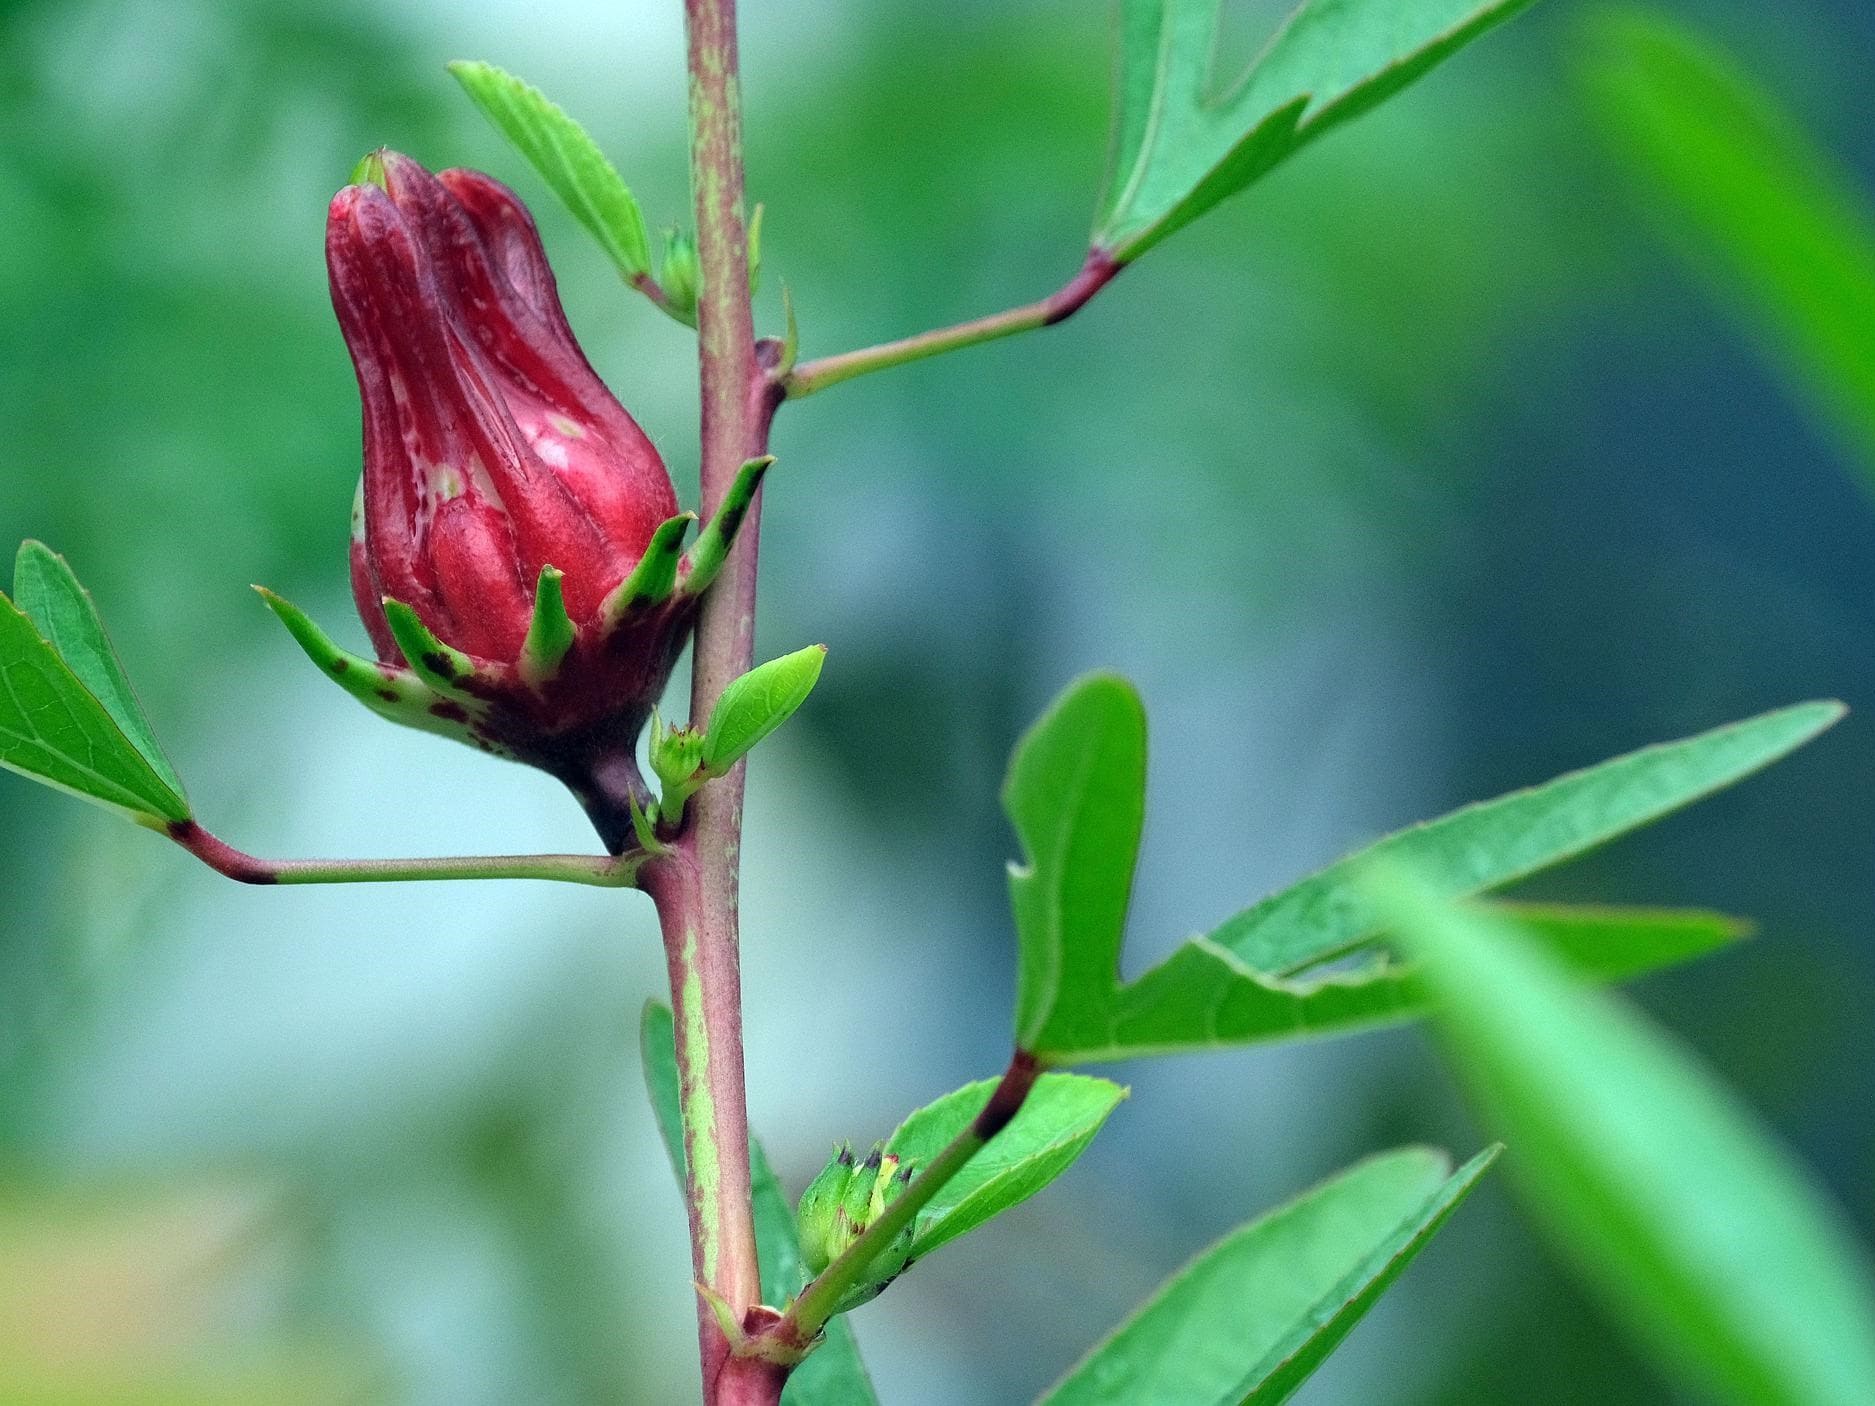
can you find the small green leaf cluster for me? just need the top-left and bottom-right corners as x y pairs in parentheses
(650, 643), (826, 828)
(794, 1145), (916, 1310)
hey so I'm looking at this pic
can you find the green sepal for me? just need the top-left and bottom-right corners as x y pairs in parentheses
(256, 589), (492, 746)
(382, 598), (479, 696)
(519, 566), (576, 687)
(660, 227), (700, 322)
(602, 512), (695, 624)
(683, 457), (774, 597)
(349, 150), (389, 189)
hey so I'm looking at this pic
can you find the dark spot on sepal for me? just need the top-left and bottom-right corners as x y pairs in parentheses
(430, 700), (470, 723)
(376, 688), (400, 703)
(421, 651), (460, 680)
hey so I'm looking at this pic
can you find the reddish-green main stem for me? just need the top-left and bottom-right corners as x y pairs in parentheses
(663, 1), (778, 1404)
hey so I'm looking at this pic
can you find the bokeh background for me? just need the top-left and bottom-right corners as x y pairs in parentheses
(2, 0), (1872, 1401)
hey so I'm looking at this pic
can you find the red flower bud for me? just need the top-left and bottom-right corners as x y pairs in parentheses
(329, 150), (674, 659)
(299, 151), (766, 849)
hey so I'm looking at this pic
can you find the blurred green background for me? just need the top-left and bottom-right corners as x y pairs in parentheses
(2, 0), (1872, 1401)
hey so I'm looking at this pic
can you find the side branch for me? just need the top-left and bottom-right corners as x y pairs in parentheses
(764, 1050), (1042, 1356)
(780, 249), (1121, 399)
(169, 820), (641, 887)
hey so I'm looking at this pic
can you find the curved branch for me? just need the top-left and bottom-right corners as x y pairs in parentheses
(780, 249), (1122, 399)
(168, 820), (643, 887)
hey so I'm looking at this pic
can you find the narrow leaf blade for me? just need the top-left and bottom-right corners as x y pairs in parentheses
(1369, 870), (1875, 1406)
(639, 1004), (880, 1406)
(884, 1073), (1125, 1259)
(0, 589), (190, 825)
(1210, 701), (1842, 974)
(1039, 1145), (1496, 1405)
(448, 59), (652, 280)
(1579, 8), (1875, 485)
(1059, 902), (1746, 1064)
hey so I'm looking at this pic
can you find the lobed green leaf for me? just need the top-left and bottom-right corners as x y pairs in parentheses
(1039, 1144), (1496, 1405)
(1004, 676), (1833, 1064)
(448, 59), (653, 280)
(1095, 0), (1538, 261)
(883, 1072), (1126, 1259)
(1005, 674), (1147, 1056)
(639, 1004), (879, 1406)
(1370, 870), (1875, 1406)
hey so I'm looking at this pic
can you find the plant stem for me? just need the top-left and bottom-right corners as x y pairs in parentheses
(665, 1), (776, 1402)
(766, 1051), (1041, 1355)
(781, 249), (1121, 398)
(168, 821), (641, 887)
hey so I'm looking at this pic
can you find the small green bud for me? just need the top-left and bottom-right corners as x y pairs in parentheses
(795, 1142), (918, 1312)
(652, 721), (707, 796)
(797, 1143), (857, 1275)
(661, 227), (700, 317)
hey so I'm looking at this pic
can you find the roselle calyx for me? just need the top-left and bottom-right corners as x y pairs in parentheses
(264, 150), (767, 851)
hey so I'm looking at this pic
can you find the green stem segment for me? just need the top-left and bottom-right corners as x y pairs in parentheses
(766, 1051), (1041, 1356)
(170, 821), (640, 887)
(780, 249), (1121, 398)
(669, 1), (777, 1403)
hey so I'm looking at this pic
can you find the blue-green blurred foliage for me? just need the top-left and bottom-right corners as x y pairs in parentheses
(1, 0), (1871, 1402)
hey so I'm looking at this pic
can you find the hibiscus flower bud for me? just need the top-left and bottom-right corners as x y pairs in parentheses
(262, 151), (767, 851)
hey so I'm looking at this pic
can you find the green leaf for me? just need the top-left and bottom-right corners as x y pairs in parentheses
(448, 60), (652, 281)
(0, 588), (190, 826)
(1578, 8), (1875, 487)
(1006, 674), (1148, 1055)
(883, 1073), (1125, 1259)
(1369, 870), (1875, 1406)
(1039, 1145), (1497, 1405)
(1095, 0), (1538, 262)
(639, 1004), (879, 1406)
(13, 541), (184, 799)
(702, 645), (828, 776)
(1209, 700), (1842, 974)
(381, 598), (478, 697)
(1004, 679), (1832, 1064)
(1093, 902), (1747, 1063)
